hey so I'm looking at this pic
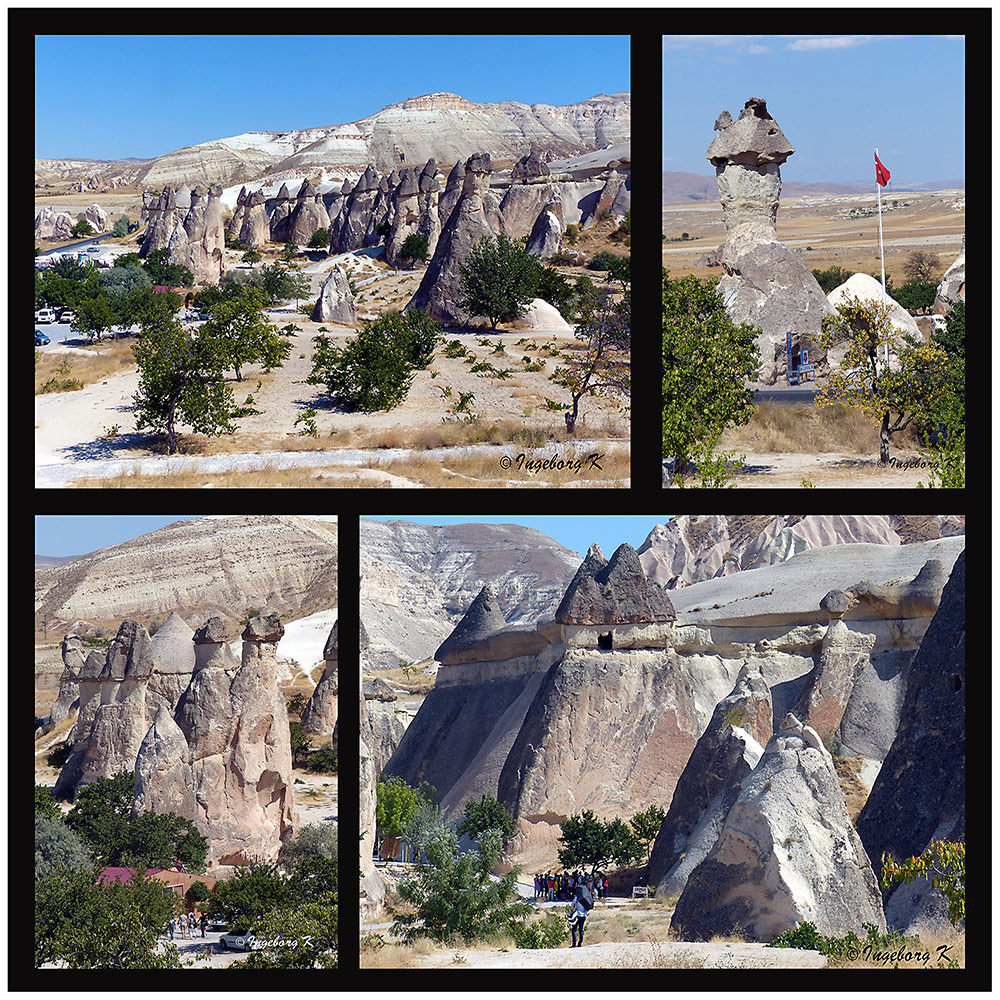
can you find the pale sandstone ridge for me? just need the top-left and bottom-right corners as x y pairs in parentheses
(706, 97), (834, 385)
(132, 611), (298, 866)
(35, 515), (338, 626)
(300, 621), (338, 737)
(359, 518), (581, 670)
(637, 514), (965, 590)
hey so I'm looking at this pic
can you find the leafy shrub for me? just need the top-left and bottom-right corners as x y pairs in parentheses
(510, 912), (568, 949)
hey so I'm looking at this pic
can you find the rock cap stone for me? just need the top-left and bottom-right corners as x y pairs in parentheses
(435, 585), (507, 662)
(242, 610), (284, 642)
(706, 97), (794, 167)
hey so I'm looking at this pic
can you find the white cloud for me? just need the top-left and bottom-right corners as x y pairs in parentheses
(785, 35), (902, 51)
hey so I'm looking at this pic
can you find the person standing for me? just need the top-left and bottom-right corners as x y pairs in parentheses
(570, 876), (595, 947)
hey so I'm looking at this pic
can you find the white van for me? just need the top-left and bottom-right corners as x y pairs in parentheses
(35, 308), (57, 324)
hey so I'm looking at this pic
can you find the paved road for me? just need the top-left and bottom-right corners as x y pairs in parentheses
(754, 386), (818, 404)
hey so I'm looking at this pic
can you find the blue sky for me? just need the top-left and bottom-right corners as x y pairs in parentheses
(35, 35), (630, 160)
(367, 516), (673, 559)
(663, 34), (964, 184)
(36, 516), (201, 556)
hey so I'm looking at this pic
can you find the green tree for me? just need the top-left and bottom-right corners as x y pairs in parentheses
(112, 214), (131, 237)
(132, 311), (258, 454)
(200, 288), (291, 382)
(606, 817), (643, 868)
(281, 242), (300, 262)
(242, 247), (263, 266)
(392, 827), (532, 945)
(881, 840), (965, 925)
(73, 294), (118, 342)
(662, 269), (759, 477)
(35, 784), (63, 820)
(307, 311), (440, 412)
(121, 810), (207, 872)
(207, 863), (296, 934)
(279, 822), (338, 865)
(557, 810), (615, 875)
(35, 867), (182, 968)
(307, 228), (330, 250)
(455, 794), (515, 845)
(35, 812), (93, 878)
(71, 219), (95, 238)
(816, 294), (954, 463)
(141, 248), (193, 288)
(376, 775), (420, 838)
(629, 805), (666, 863)
(65, 772), (135, 860)
(458, 232), (537, 329)
(891, 280), (937, 315)
(551, 283), (629, 433)
(398, 232), (429, 268)
(811, 265), (854, 294)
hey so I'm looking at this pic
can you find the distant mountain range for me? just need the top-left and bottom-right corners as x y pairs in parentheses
(35, 554), (80, 568)
(663, 171), (965, 203)
(36, 92), (631, 191)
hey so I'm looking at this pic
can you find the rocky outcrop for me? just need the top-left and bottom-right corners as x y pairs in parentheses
(287, 179), (330, 246)
(526, 204), (562, 258)
(132, 612), (298, 866)
(268, 183), (294, 243)
(385, 167), (421, 268)
(406, 153), (497, 325)
(300, 621), (338, 736)
(637, 514), (964, 590)
(649, 662), (771, 896)
(141, 183), (225, 286)
(333, 165), (380, 253)
(35, 207), (78, 241)
(670, 726), (886, 941)
(49, 634), (85, 725)
(706, 98), (834, 385)
(415, 158), (442, 258)
(437, 161), (464, 230)
(238, 188), (270, 247)
(359, 518), (580, 670)
(826, 272), (922, 345)
(360, 663), (385, 918)
(580, 168), (627, 230)
(434, 585), (508, 663)
(555, 543), (675, 626)
(856, 551), (965, 934)
(933, 234), (965, 315)
(53, 620), (156, 799)
(228, 186), (248, 238)
(311, 265), (356, 326)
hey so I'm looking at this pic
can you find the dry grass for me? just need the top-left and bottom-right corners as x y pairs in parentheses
(834, 755), (870, 824)
(719, 402), (923, 455)
(370, 661), (438, 695)
(35, 339), (138, 393)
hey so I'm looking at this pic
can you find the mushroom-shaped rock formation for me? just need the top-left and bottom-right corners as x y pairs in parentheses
(706, 97), (833, 385)
(435, 584), (508, 664)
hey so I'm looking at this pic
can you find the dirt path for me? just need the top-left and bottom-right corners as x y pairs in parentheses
(410, 939), (827, 969)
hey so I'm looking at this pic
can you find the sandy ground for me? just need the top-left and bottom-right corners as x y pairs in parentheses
(727, 450), (934, 488)
(407, 939), (827, 969)
(35, 318), (626, 485)
(662, 187), (964, 280)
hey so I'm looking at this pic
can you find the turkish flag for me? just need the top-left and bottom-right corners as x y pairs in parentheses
(875, 151), (891, 187)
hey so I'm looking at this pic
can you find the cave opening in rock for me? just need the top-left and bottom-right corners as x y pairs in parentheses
(598, 631), (613, 651)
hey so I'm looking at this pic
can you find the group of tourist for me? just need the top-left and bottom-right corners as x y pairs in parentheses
(533, 871), (609, 901)
(167, 911), (207, 939)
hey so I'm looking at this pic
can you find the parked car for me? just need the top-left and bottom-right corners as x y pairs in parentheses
(35, 329), (51, 346)
(58, 309), (77, 324)
(35, 308), (57, 324)
(219, 929), (266, 951)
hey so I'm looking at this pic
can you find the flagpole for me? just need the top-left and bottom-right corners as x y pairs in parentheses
(875, 147), (888, 368)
